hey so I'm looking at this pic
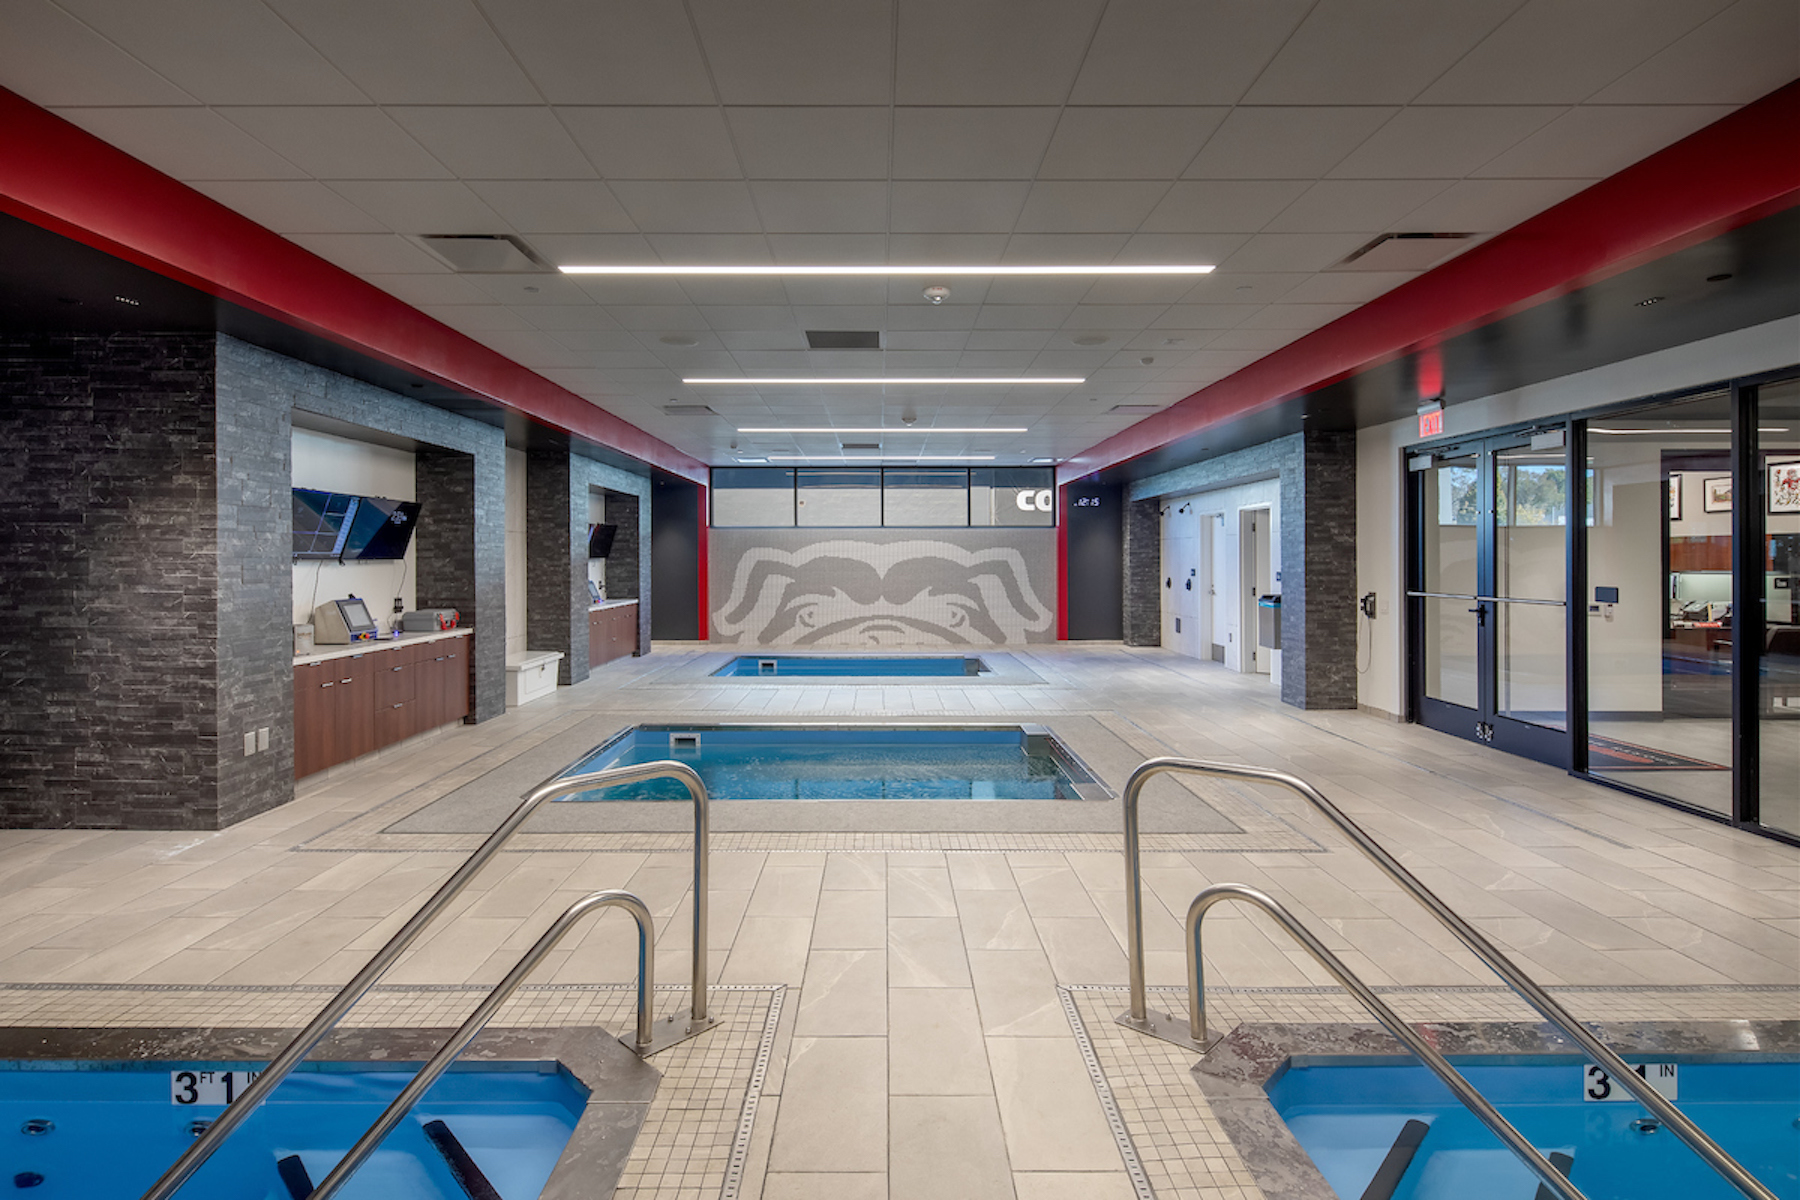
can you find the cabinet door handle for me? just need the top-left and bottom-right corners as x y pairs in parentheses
(340, 677), (353, 684)
(320, 680), (335, 688)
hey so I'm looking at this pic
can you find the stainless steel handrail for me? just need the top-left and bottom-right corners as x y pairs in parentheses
(1118, 756), (1774, 1200)
(309, 889), (656, 1200)
(1185, 883), (1586, 1200)
(141, 760), (714, 1200)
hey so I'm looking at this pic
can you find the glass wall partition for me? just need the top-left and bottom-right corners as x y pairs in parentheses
(1584, 391), (1734, 814)
(1758, 379), (1800, 836)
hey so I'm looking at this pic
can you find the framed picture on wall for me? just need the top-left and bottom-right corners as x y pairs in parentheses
(1702, 476), (1732, 513)
(1667, 472), (1682, 520)
(1771, 461), (1800, 515)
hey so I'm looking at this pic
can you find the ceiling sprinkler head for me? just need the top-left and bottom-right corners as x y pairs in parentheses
(901, 414), (918, 425)
(922, 285), (951, 306)
(1139, 355), (1155, 366)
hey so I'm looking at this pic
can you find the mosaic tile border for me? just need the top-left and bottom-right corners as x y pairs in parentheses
(626, 649), (1052, 688)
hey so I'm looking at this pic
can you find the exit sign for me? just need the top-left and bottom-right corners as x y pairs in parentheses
(1419, 408), (1443, 438)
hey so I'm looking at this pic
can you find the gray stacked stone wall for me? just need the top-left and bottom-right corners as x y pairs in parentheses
(595, 486), (646, 651)
(526, 445), (586, 685)
(1122, 497), (1162, 646)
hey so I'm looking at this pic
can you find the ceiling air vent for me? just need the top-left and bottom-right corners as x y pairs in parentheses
(662, 404), (717, 417)
(840, 442), (881, 451)
(1333, 232), (1475, 273)
(806, 330), (882, 350)
(1109, 404), (1162, 414)
(416, 234), (547, 273)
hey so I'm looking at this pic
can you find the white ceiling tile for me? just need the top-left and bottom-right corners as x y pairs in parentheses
(546, 328), (645, 352)
(592, 368), (681, 387)
(361, 273), (496, 306)
(1279, 272), (1420, 304)
(688, 0), (893, 104)
(1472, 105), (1736, 178)
(1078, 277), (1202, 304)
(890, 182), (1032, 234)
(285, 233), (448, 274)
(472, 274), (593, 304)
(1069, 0), (1314, 104)
(56, 0), (363, 105)
(479, 0), (714, 104)
(887, 331), (973, 351)
(641, 234), (772, 265)
(1263, 179), (1453, 234)
(1139, 181), (1310, 234)
(1183, 107), (1397, 180)
(607, 181), (762, 232)
(419, 304), (533, 332)
(977, 279), (1092, 305)
(726, 351), (817, 372)
(888, 234), (1011, 264)
(574, 278), (692, 305)
(1217, 233), (1371, 274)
(769, 235), (891, 265)
(1015, 183), (1167, 233)
(560, 349), (667, 371)
(264, 0), (542, 104)
(1243, 0), (1526, 105)
(786, 278), (890, 306)
(187, 180), (385, 233)
(1174, 273), (1304, 304)
(1122, 329), (1222, 350)
(698, 306), (796, 332)
(891, 108), (1061, 179)
(1417, 0), (1731, 105)
(726, 108), (891, 179)
(791, 305), (886, 329)
(716, 330), (809, 351)
(385, 107), (594, 179)
(964, 330), (1051, 351)
(0, 0), (193, 105)
(897, 0), (1107, 104)
(1328, 107), (1565, 179)
(1395, 178), (1590, 233)
(1001, 233), (1135, 263)
(884, 306), (980, 331)
(465, 181), (636, 234)
(1236, 302), (1360, 329)
(558, 108), (740, 179)
(974, 305), (1077, 330)
(1205, 327), (1308, 351)
(517, 304), (624, 332)
(1148, 304), (1261, 330)
(1112, 233), (1250, 266)
(216, 106), (450, 178)
(650, 349), (741, 374)
(54, 107), (306, 179)
(957, 350), (1038, 371)
(324, 181), (506, 234)
(1060, 305), (1170, 331)
(1037, 108), (1229, 179)
(750, 182), (889, 233)
(530, 233), (656, 264)
(603, 305), (705, 331)
(1591, 0), (1800, 104)
(675, 278), (791, 306)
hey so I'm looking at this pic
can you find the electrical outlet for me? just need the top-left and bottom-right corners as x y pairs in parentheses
(243, 731), (256, 758)
(393, 599), (405, 614)
(257, 727), (270, 753)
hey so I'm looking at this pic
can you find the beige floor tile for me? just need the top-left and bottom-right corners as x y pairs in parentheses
(968, 950), (1069, 1037)
(986, 1037), (1124, 1172)
(890, 1095), (1015, 1200)
(1012, 1172), (1137, 1200)
(888, 917), (971, 988)
(724, 916), (816, 984)
(797, 949), (887, 1037)
(888, 864), (957, 917)
(888, 988), (991, 1095)
(812, 888), (887, 950)
(761, 1174), (887, 1200)
(822, 853), (887, 890)
(769, 1037), (887, 1173)
(958, 890), (1042, 951)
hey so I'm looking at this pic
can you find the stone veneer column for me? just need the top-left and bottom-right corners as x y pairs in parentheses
(1122, 496), (1162, 647)
(416, 447), (507, 723)
(526, 445), (589, 686)
(1280, 428), (1358, 710)
(602, 492), (647, 650)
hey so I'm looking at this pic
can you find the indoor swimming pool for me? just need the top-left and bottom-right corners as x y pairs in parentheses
(554, 723), (1102, 801)
(3, 1061), (586, 1198)
(711, 654), (990, 677)
(1268, 1056), (1799, 1200)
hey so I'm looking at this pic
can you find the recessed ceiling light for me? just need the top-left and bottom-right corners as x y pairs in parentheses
(1031, 457), (1056, 464)
(767, 455), (997, 462)
(561, 264), (1214, 277)
(685, 377), (1082, 385)
(1070, 335), (1109, 346)
(736, 426), (1027, 434)
(1636, 296), (1664, 307)
(659, 334), (699, 346)
(113, 295), (139, 306)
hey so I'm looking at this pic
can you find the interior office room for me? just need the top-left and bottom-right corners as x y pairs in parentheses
(0, 5), (1795, 1199)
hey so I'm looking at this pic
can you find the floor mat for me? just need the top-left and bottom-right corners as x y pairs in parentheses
(1588, 734), (1729, 770)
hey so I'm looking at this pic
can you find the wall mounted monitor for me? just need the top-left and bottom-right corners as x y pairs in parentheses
(292, 488), (357, 559)
(588, 522), (617, 559)
(340, 496), (422, 561)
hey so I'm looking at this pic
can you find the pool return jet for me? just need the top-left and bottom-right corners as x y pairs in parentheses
(140, 760), (718, 1200)
(1116, 756), (1776, 1200)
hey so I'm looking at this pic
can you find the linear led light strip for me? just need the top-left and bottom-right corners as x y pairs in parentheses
(765, 455), (995, 462)
(686, 377), (1081, 385)
(561, 264), (1213, 276)
(737, 426), (1027, 434)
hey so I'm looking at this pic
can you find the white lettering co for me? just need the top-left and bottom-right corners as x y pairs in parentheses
(1014, 489), (1054, 512)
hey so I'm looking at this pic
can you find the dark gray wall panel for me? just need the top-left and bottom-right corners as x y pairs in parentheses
(1065, 484), (1123, 640)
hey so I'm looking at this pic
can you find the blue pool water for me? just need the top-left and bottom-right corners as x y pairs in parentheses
(2, 1063), (585, 1199)
(557, 725), (1095, 801)
(712, 655), (989, 677)
(1269, 1058), (1799, 1200)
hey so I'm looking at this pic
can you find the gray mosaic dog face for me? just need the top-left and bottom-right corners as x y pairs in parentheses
(714, 540), (1053, 646)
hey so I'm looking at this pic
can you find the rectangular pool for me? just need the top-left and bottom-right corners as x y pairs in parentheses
(554, 724), (1103, 801)
(3, 1061), (586, 1199)
(712, 655), (990, 678)
(1268, 1057), (1799, 1200)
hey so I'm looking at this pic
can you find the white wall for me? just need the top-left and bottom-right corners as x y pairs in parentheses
(1158, 477), (1281, 681)
(587, 489), (607, 599)
(291, 428), (415, 631)
(505, 448), (527, 658)
(1355, 314), (1800, 718)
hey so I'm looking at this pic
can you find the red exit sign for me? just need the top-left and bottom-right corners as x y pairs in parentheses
(1419, 407), (1443, 438)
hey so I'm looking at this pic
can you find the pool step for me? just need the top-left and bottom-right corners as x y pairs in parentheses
(276, 1154), (313, 1199)
(1532, 1152), (1577, 1200)
(424, 1119), (502, 1200)
(1358, 1118), (1430, 1200)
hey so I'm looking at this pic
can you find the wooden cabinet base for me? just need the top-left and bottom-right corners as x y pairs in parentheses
(295, 635), (472, 779)
(589, 602), (641, 669)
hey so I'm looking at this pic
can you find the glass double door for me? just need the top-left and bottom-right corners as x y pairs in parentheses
(1410, 433), (1570, 766)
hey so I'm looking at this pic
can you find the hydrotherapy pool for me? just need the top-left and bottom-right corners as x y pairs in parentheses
(2, 1061), (586, 1198)
(1269, 1057), (1798, 1200)
(712, 654), (990, 677)
(555, 724), (1103, 801)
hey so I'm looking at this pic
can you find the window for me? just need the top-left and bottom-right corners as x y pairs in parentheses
(797, 467), (880, 526)
(711, 467), (795, 527)
(883, 468), (969, 526)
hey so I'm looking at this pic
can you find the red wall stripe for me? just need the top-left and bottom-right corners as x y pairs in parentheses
(0, 87), (707, 484)
(1061, 79), (1800, 485)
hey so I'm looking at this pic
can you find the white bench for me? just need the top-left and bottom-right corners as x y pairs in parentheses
(505, 650), (565, 707)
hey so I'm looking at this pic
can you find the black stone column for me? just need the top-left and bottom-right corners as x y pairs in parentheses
(526, 445), (588, 686)
(1281, 429), (1358, 709)
(416, 447), (507, 722)
(1122, 496), (1162, 647)
(602, 491), (647, 651)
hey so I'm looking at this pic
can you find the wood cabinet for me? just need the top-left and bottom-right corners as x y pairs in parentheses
(294, 634), (471, 779)
(588, 602), (640, 669)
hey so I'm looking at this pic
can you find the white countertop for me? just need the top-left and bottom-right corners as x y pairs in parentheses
(589, 598), (638, 612)
(294, 627), (470, 667)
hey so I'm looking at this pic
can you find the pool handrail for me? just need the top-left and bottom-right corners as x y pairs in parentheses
(139, 760), (713, 1200)
(1185, 883), (1588, 1200)
(307, 889), (656, 1200)
(1118, 755), (1775, 1200)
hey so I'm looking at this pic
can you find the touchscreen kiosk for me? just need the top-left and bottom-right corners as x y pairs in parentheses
(313, 597), (380, 644)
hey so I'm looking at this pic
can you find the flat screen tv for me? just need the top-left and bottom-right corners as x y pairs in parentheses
(340, 496), (422, 561)
(292, 488), (357, 560)
(588, 522), (617, 559)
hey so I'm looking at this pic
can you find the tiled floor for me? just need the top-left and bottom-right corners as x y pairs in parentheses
(1, 644), (1794, 1198)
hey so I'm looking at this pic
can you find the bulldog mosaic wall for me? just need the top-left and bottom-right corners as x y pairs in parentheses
(710, 529), (1056, 646)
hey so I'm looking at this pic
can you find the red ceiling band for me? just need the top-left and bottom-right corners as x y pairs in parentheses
(0, 86), (707, 484)
(1061, 78), (1800, 485)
